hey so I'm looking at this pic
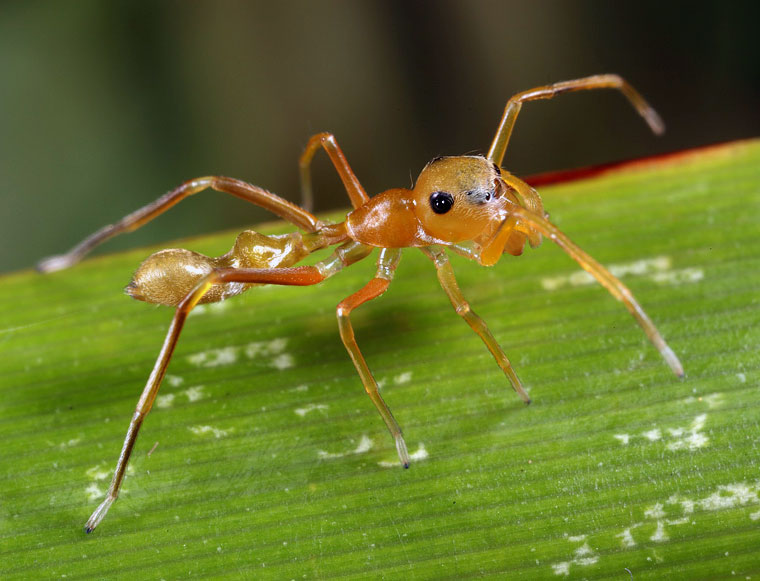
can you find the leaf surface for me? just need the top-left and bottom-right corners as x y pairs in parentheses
(1, 140), (759, 579)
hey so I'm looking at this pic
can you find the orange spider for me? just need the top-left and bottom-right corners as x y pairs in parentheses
(39, 75), (682, 532)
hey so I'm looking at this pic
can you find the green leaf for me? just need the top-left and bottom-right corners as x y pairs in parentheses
(1, 140), (759, 579)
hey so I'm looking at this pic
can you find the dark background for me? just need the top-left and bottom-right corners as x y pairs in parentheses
(2, 0), (758, 272)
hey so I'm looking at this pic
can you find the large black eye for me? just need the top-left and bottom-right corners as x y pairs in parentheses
(429, 191), (454, 214)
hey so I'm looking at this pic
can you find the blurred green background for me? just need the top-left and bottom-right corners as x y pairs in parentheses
(1, 0), (758, 273)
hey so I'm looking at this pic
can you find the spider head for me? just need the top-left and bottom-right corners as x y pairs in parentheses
(411, 155), (502, 239)
(411, 155), (539, 264)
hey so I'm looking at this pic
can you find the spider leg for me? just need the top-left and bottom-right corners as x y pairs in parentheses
(85, 241), (372, 533)
(38, 176), (322, 273)
(421, 246), (531, 404)
(500, 171), (545, 247)
(487, 74), (664, 167)
(299, 132), (370, 211)
(335, 248), (410, 467)
(507, 205), (684, 377)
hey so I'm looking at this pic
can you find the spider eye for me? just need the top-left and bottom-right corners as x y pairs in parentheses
(429, 191), (454, 214)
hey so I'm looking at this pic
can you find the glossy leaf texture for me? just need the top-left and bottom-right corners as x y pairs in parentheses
(1, 140), (758, 579)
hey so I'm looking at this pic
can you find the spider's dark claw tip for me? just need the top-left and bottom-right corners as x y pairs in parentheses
(84, 526), (93, 534)
(403, 462), (410, 469)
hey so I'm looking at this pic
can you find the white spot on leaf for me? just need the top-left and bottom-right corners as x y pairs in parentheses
(86, 466), (110, 481)
(617, 527), (639, 548)
(666, 414), (708, 450)
(183, 385), (205, 402)
(645, 503), (666, 519)
(650, 267), (704, 285)
(552, 481), (760, 575)
(186, 338), (293, 370)
(393, 371), (413, 385)
(271, 353), (294, 370)
(156, 393), (175, 409)
(85, 483), (104, 501)
(552, 562), (570, 576)
(699, 483), (758, 511)
(614, 414), (709, 451)
(650, 520), (669, 542)
(551, 536), (598, 576)
(318, 435), (373, 460)
(189, 425), (231, 439)
(294, 403), (328, 417)
(703, 393), (723, 408)
(57, 438), (81, 450)
(188, 347), (238, 368)
(245, 338), (287, 359)
(643, 428), (662, 441)
(541, 255), (702, 291)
